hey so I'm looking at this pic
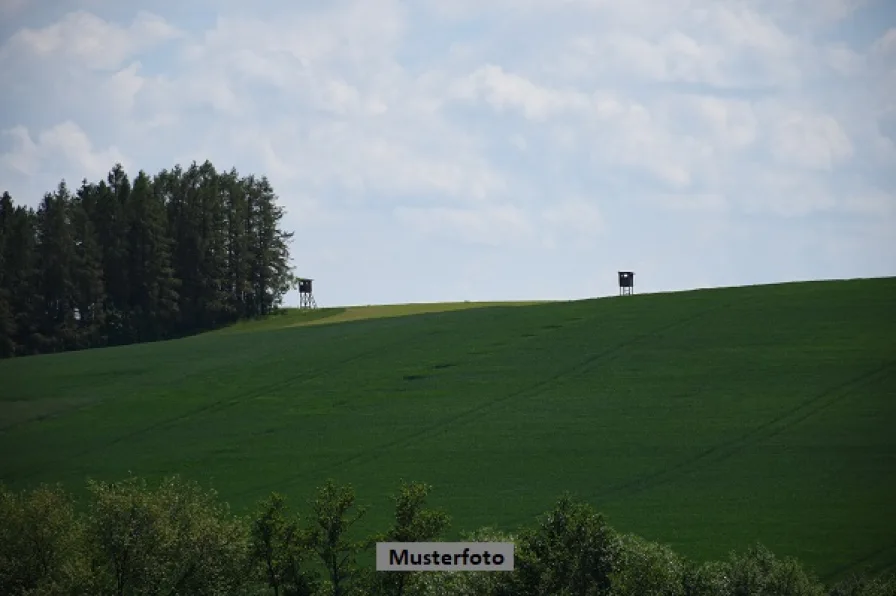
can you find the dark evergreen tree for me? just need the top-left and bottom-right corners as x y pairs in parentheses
(90, 165), (132, 344)
(167, 162), (203, 332)
(0, 158), (296, 358)
(127, 171), (180, 341)
(69, 183), (106, 348)
(34, 182), (77, 352)
(196, 161), (229, 328)
(246, 176), (294, 317)
(220, 169), (252, 320)
(0, 192), (16, 357)
(1, 203), (39, 355)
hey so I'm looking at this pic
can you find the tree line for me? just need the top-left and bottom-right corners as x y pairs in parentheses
(0, 161), (296, 358)
(1, 476), (892, 596)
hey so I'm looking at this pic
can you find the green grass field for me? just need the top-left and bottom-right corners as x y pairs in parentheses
(1, 278), (894, 582)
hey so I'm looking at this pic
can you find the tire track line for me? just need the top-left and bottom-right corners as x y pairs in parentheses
(823, 539), (896, 583)
(594, 359), (895, 505)
(16, 333), (421, 482)
(232, 302), (732, 499)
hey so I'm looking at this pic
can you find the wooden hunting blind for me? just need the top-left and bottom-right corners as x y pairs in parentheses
(297, 278), (317, 309)
(618, 271), (634, 296)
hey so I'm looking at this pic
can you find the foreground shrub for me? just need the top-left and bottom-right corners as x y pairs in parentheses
(681, 560), (730, 596)
(309, 480), (370, 596)
(250, 492), (320, 596)
(723, 544), (824, 596)
(0, 483), (88, 595)
(495, 494), (622, 596)
(85, 475), (252, 595)
(365, 481), (451, 596)
(828, 573), (896, 596)
(412, 527), (515, 596)
(1, 476), (894, 596)
(611, 533), (687, 596)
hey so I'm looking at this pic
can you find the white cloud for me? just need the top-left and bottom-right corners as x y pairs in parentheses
(0, 126), (39, 176)
(1, 122), (127, 180)
(451, 65), (592, 120)
(1, 10), (181, 70)
(395, 204), (533, 246)
(0, 0), (893, 304)
(766, 108), (854, 170)
(873, 28), (896, 56)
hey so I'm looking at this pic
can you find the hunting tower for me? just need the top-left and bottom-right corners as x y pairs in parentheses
(297, 278), (317, 309)
(618, 271), (634, 296)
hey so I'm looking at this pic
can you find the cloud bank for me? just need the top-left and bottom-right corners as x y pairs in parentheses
(1, 0), (894, 305)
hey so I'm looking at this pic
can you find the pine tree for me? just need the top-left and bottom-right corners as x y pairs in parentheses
(91, 166), (132, 344)
(0, 159), (296, 357)
(127, 170), (180, 341)
(70, 181), (106, 347)
(34, 182), (77, 351)
(0, 192), (16, 357)
(2, 203), (39, 354)
(220, 169), (252, 320)
(246, 176), (294, 316)
(196, 161), (228, 328)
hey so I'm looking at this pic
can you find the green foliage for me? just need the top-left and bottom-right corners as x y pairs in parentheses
(250, 493), (320, 596)
(500, 494), (622, 596)
(368, 481), (451, 596)
(680, 560), (731, 596)
(309, 480), (369, 596)
(0, 159), (295, 359)
(611, 533), (687, 596)
(722, 544), (825, 596)
(412, 527), (516, 596)
(1, 478), (895, 595)
(828, 573), (896, 596)
(84, 475), (251, 595)
(0, 483), (85, 595)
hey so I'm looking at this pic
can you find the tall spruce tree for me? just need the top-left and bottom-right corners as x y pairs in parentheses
(196, 161), (228, 328)
(91, 166), (132, 344)
(70, 182), (106, 348)
(167, 163), (203, 332)
(34, 183), (76, 352)
(1, 203), (39, 355)
(246, 176), (294, 316)
(0, 192), (16, 356)
(0, 159), (296, 358)
(220, 169), (252, 320)
(127, 171), (179, 341)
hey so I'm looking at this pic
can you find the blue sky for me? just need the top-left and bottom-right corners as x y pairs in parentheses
(1, 0), (893, 307)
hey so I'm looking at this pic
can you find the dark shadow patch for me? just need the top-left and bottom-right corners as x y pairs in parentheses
(521, 333), (536, 338)
(403, 374), (428, 381)
(432, 363), (457, 370)
(542, 324), (563, 329)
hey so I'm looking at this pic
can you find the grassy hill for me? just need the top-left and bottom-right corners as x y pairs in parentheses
(1, 278), (894, 582)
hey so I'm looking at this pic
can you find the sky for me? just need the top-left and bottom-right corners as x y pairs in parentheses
(0, 0), (894, 308)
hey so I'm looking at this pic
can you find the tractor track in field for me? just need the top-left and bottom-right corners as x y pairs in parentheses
(498, 357), (895, 530)
(11, 305), (572, 483)
(592, 359), (895, 505)
(824, 538), (896, 582)
(231, 300), (734, 500)
(14, 333), (419, 482)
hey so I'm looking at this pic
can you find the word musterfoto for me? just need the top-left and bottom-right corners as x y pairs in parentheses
(390, 547), (505, 567)
(375, 542), (515, 572)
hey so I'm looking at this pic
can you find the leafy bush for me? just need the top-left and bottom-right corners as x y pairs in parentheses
(611, 533), (686, 596)
(496, 494), (622, 596)
(0, 477), (892, 596)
